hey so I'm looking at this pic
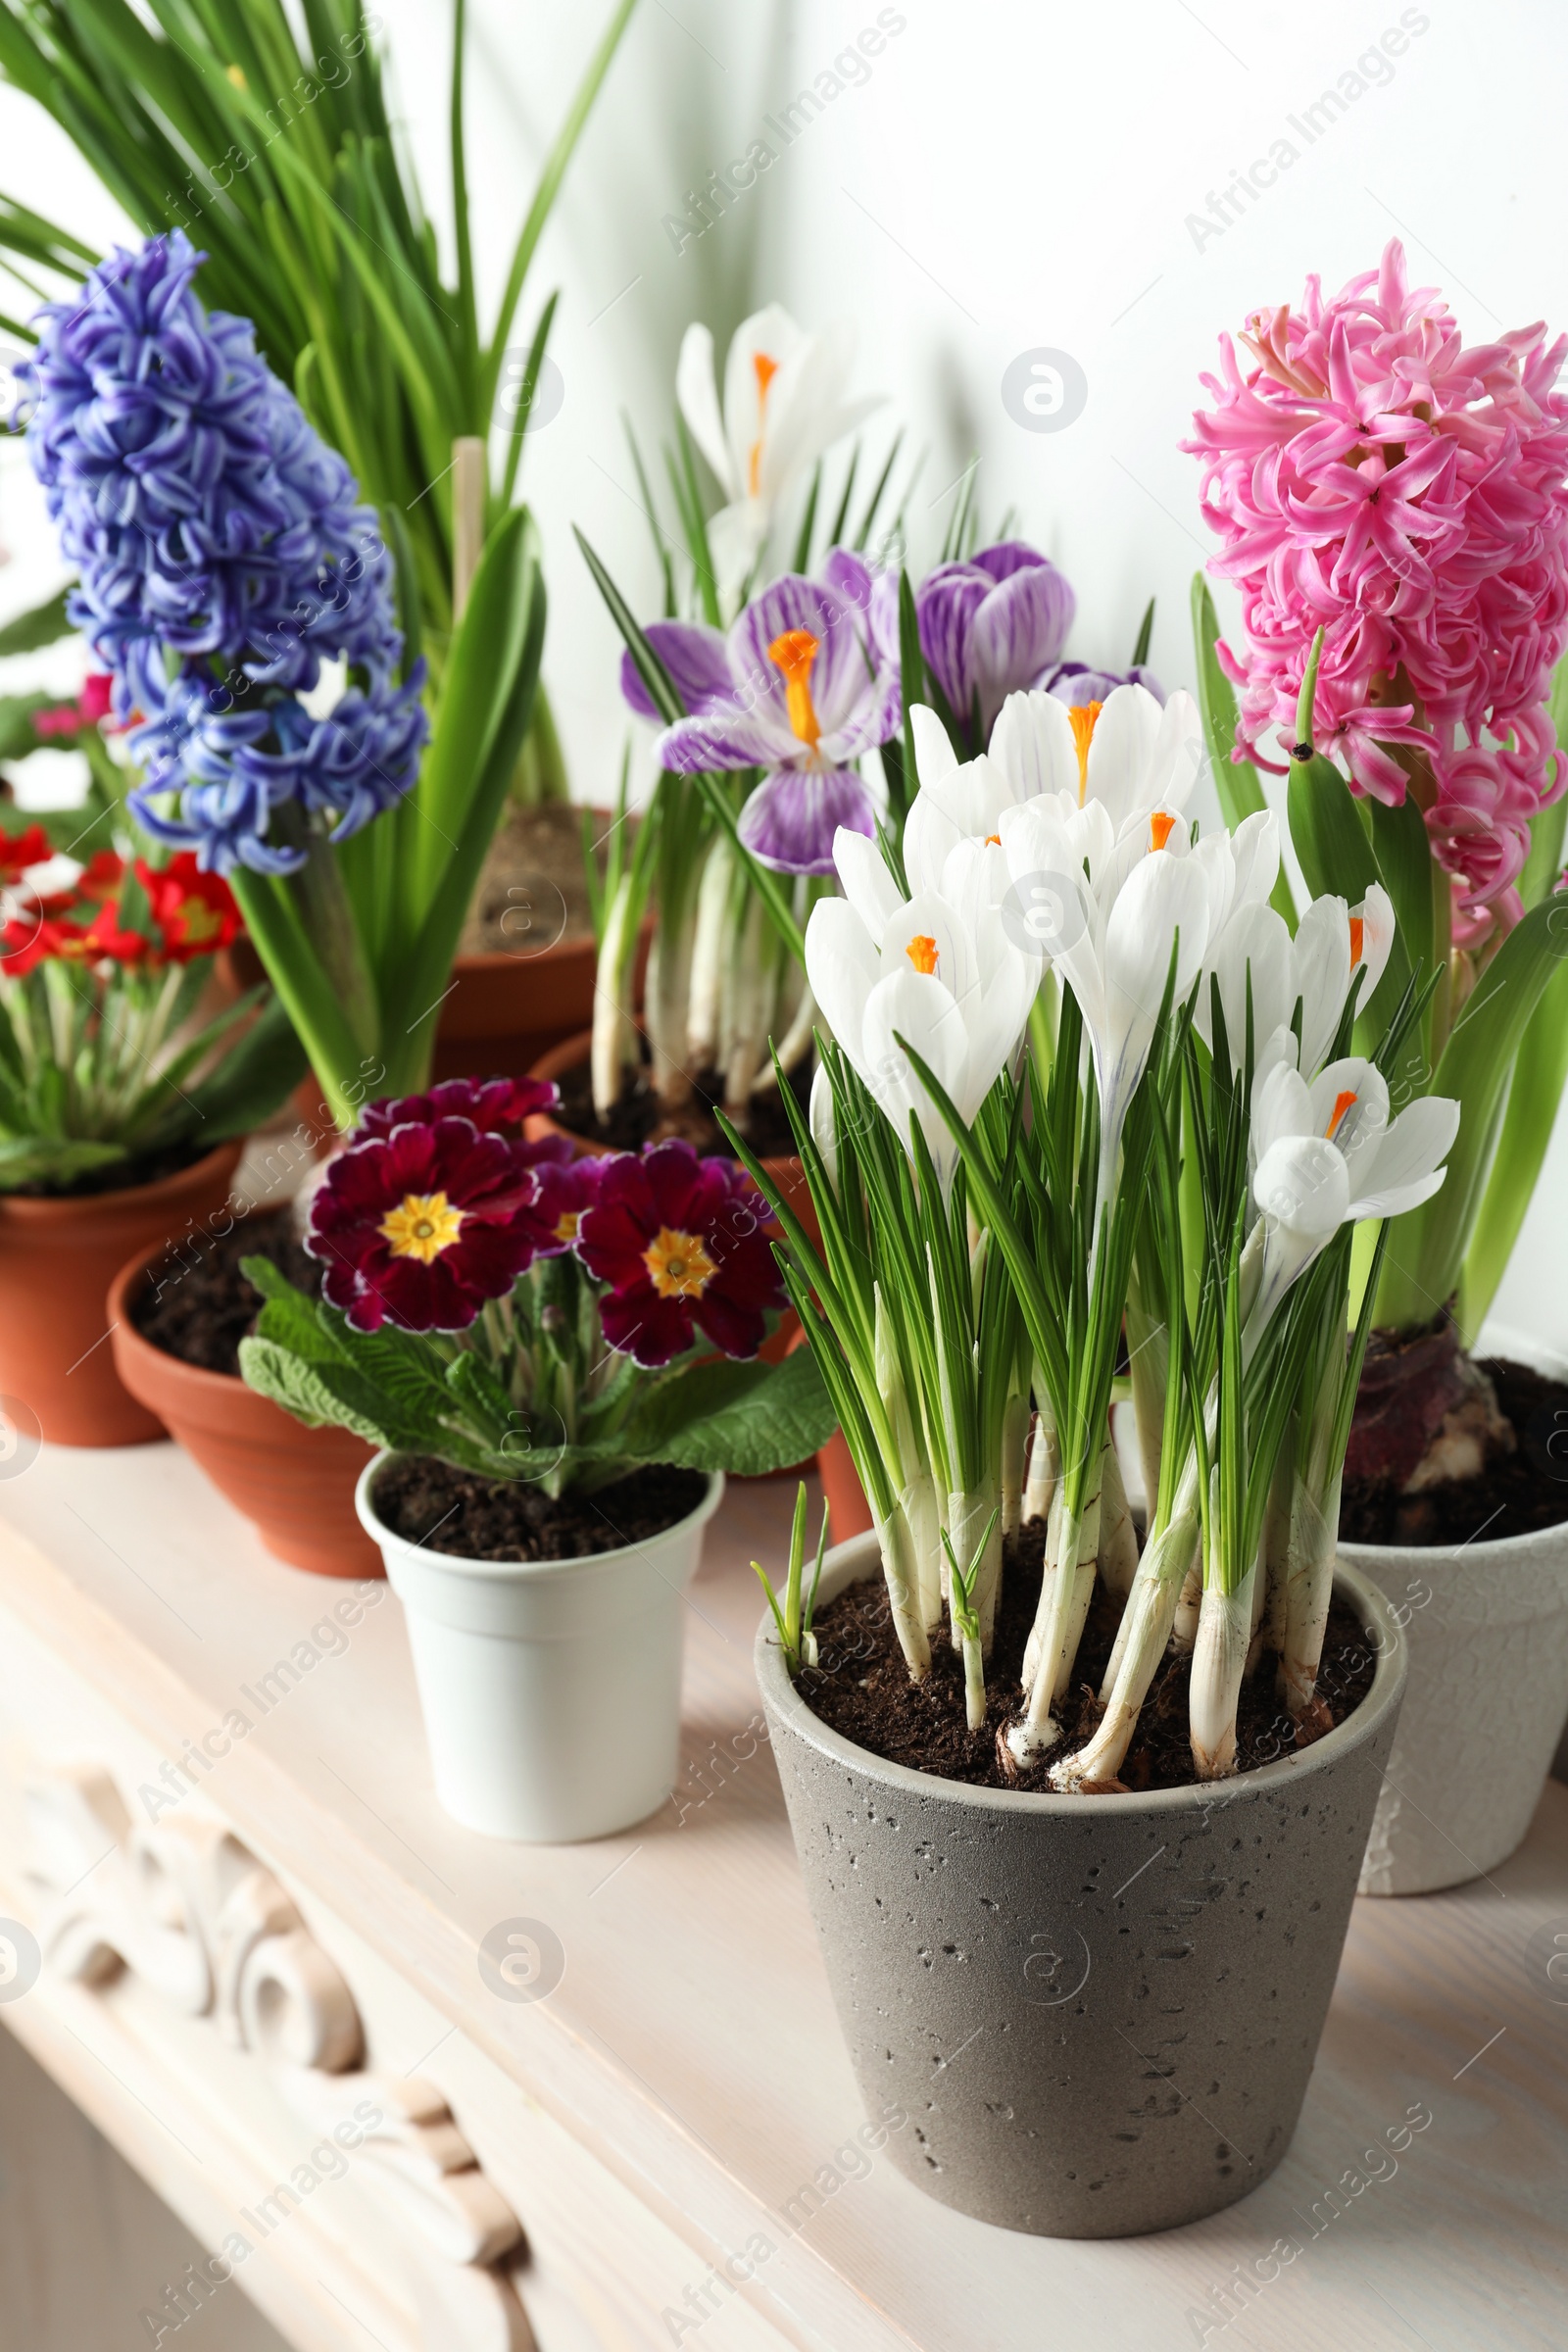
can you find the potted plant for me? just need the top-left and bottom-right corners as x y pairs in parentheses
(558, 306), (905, 1203)
(0, 0), (639, 1079)
(0, 831), (297, 1443)
(743, 700), (1452, 2231)
(107, 1206), (382, 1581)
(237, 1078), (835, 1839)
(1187, 239), (1568, 1892)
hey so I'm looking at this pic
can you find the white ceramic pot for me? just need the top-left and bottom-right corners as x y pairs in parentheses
(1340, 1328), (1568, 1896)
(357, 1456), (723, 1842)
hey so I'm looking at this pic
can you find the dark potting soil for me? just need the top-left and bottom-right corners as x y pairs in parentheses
(129, 1206), (321, 1377)
(554, 1048), (809, 1162)
(1339, 1357), (1568, 1547)
(370, 1454), (709, 1562)
(9, 1138), (207, 1201)
(799, 1522), (1377, 1795)
(459, 800), (612, 956)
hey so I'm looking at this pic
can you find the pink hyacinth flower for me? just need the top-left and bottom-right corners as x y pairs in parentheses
(1185, 240), (1568, 941)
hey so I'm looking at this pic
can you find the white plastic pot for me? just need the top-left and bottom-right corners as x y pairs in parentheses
(1340, 1328), (1568, 1896)
(357, 1455), (723, 1842)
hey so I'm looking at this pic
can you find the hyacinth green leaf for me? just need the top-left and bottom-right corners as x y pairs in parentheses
(0, 588), (72, 657)
(1376, 891), (1568, 1333)
(1519, 795), (1567, 911)
(1189, 574), (1296, 927)
(1366, 789), (1434, 997)
(1456, 930), (1568, 1341)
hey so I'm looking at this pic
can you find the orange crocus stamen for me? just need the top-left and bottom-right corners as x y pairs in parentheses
(768, 629), (822, 748)
(1068, 701), (1102, 804)
(748, 351), (779, 496)
(906, 934), (940, 975)
(985, 832), (1002, 846)
(1348, 914), (1365, 966)
(1327, 1089), (1358, 1140)
(1149, 810), (1177, 853)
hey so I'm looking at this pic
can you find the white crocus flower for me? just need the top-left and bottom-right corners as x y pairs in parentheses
(1291, 885), (1396, 1075)
(806, 828), (1039, 1183)
(1249, 1056), (1458, 1335)
(902, 685), (1204, 941)
(676, 305), (880, 606)
(1000, 782), (1211, 1230)
(1198, 876), (1396, 1084)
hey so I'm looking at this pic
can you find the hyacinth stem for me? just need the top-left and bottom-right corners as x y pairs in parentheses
(1170, 1562), (1202, 1655)
(962, 1633), (987, 1732)
(1022, 1391), (1059, 1524)
(289, 827), (378, 1070)
(1190, 1554), (1259, 1782)
(1278, 1468), (1341, 1720)
(1053, 1503), (1200, 1789)
(590, 868), (641, 1118)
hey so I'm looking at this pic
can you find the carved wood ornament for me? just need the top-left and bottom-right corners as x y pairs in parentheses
(26, 1763), (535, 2352)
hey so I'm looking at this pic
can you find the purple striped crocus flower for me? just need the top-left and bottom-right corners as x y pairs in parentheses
(915, 541), (1075, 750)
(620, 549), (900, 875)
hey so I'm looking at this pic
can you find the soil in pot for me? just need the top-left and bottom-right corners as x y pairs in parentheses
(1341, 1351), (1568, 1547)
(370, 1456), (709, 1562)
(552, 1043), (810, 1160)
(800, 1519), (1377, 1794)
(458, 800), (616, 956)
(6, 1137), (218, 1200)
(129, 1206), (318, 1374)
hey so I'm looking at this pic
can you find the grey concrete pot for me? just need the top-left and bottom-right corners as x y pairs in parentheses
(758, 1533), (1405, 2238)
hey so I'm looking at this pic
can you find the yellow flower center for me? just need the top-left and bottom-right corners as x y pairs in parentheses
(1348, 914), (1365, 966)
(906, 933), (940, 975)
(379, 1190), (465, 1264)
(554, 1210), (581, 1245)
(1149, 810), (1177, 853)
(177, 894), (224, 945)
(985, 832), (1001, 846)
(768, 628), (823, 749)
(1326, 1089), (1358, 1141)
(1069, 700), (1102, 804)
(644, 1225), (718, 1300)
(748, 350), (779, 496)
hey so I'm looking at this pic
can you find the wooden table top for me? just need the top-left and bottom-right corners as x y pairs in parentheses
(0, 1444), (1563, 2352)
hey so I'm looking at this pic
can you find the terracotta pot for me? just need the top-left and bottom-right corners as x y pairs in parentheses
(759, 1533), (1408, 2238)
(0, 1144), (244, 1447)
(781, 1325), (876, 1539)
(432, 928), (651, 1084)
(816, 1422), (875, 1543)
(108, 1240), (381, 1579)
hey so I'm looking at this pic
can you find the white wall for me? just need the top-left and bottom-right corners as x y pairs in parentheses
(0, 0), (1562, 1344)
